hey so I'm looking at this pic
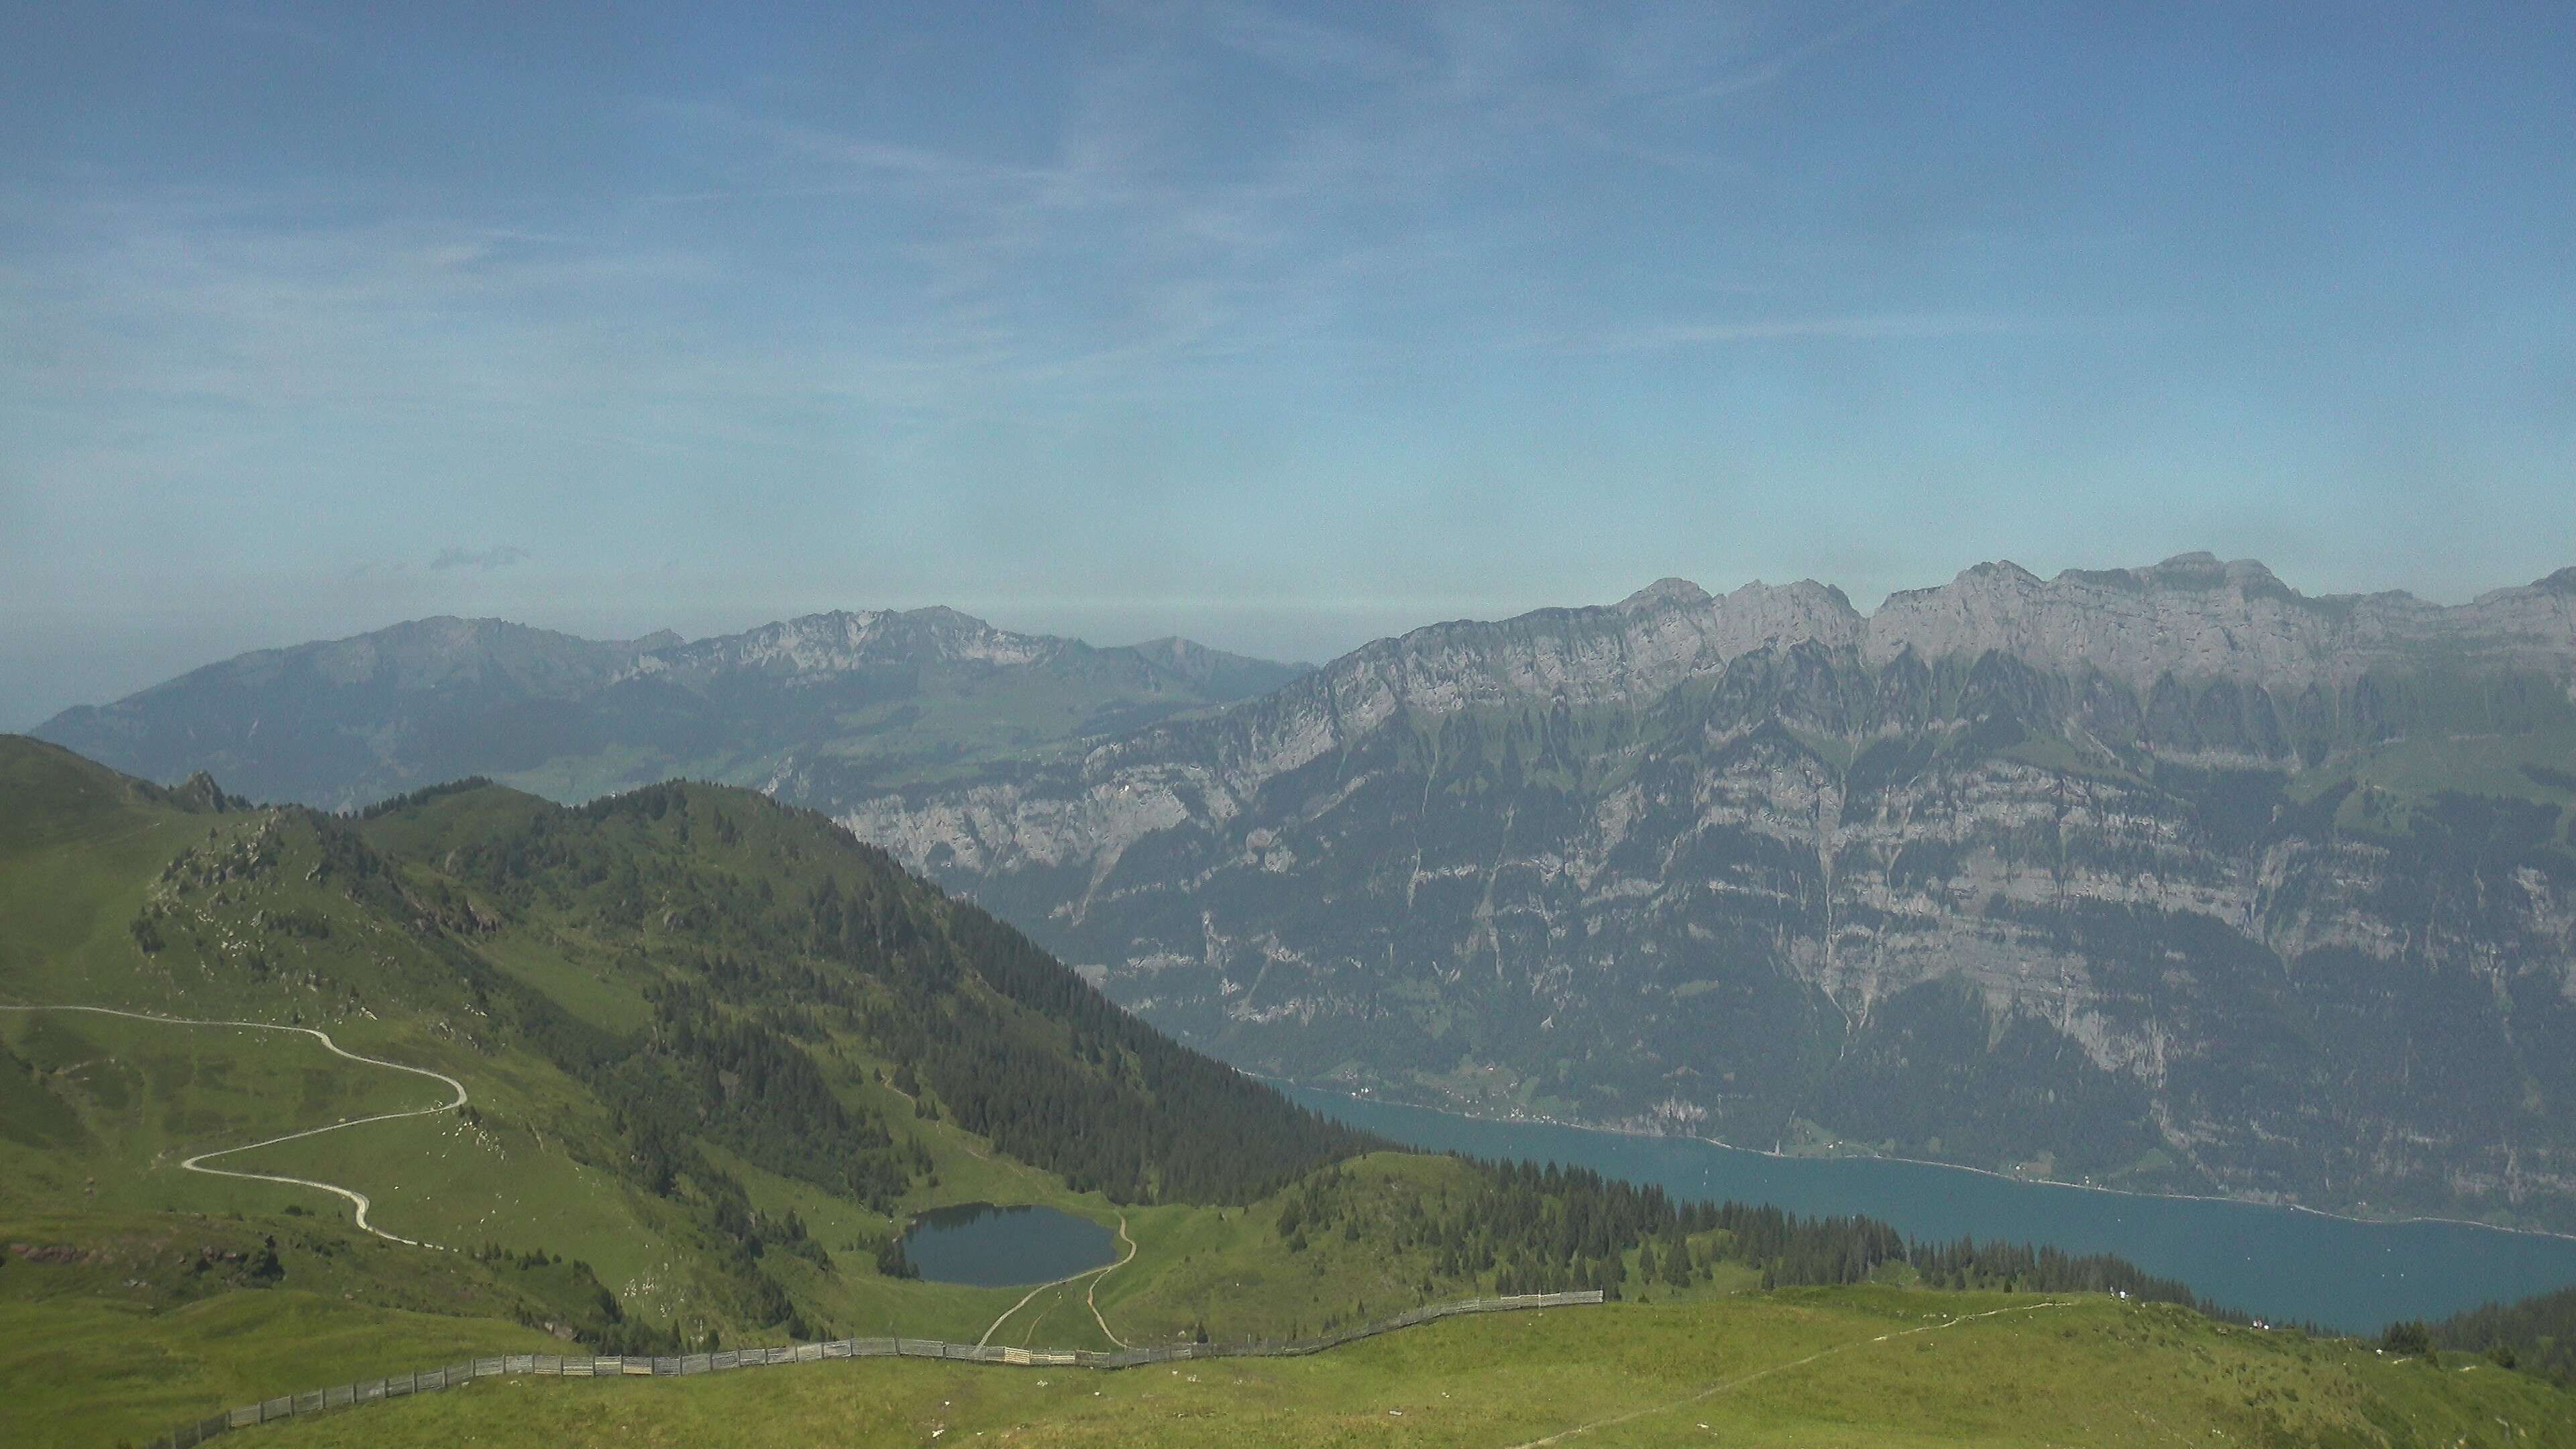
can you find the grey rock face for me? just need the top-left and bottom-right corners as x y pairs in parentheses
(633, 607), (1067, 678)
(849, 558), (2576, 1231)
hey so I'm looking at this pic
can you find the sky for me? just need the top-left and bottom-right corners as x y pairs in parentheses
(4, 1), (2573, 727)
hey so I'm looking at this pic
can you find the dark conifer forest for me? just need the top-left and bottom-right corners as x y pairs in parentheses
(2424, 1284), (2576, 1385)
(356, 780), (1378, 1212)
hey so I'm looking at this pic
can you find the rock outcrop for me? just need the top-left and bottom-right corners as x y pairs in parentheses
(848, 557), (2576, 1231)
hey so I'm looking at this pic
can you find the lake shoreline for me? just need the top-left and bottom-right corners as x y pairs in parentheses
(902, 1202), (1118, 1289)
(1273, 1077), (2576, 1246)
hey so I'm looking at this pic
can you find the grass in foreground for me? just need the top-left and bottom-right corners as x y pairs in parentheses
(0, 1289), (564, 1449)
(164, 1289), (2576, 1449)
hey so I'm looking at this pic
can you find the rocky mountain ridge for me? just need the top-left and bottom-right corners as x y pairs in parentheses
(842, 555), (2576, 1232)
(1247, 551), (2576, 726)
(847, 555), (2576, 881)
(633, 606), (1074, 678)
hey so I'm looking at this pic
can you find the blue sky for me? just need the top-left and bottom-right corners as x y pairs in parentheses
(4, 1), (2572, 725)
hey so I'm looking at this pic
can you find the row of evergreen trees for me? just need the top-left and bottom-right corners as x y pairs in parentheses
(1286, 1159), (2242, 1319)
(2419, 1283), (2575, 1385)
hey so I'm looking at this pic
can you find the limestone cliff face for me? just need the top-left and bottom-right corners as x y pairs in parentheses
(848, 557), (2576, 1231)
(629, 607), (1069, 679)
(1864, 555), (2576, 690)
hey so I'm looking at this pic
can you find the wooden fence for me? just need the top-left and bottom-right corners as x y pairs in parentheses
(147, 1290), (1604, 1447)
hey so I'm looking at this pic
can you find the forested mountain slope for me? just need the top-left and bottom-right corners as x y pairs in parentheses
(0, 735), (1368, 1349)
(11, 735), (2573, 1446)
(2428, 1282), (2576, 1385)
(847, 556), (2576, 1231)
(33, 609), (1303, 811)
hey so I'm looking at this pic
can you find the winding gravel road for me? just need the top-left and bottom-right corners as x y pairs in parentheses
(0, 1003), (468, 1248)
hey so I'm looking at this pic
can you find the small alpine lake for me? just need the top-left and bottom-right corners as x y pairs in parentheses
(900, 1203), (1116, 1287)
(1287, 1085), (2576, 1333)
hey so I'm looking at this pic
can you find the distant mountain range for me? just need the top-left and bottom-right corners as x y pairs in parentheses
(32, 609), (1306, 812)
(843, 555), (2576, 1232)
(36, 556), (2576, 1233)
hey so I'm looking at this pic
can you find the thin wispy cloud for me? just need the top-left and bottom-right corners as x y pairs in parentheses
(1672, 0), (1919, 104)
(1576, 313), (2051, 353)
(628, 0), (1929, 386)
(1130, 0), (1419, 85)
(4, 1), (2569, 731)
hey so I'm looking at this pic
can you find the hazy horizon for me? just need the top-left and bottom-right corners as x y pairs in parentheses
(21, 547), (2576, 733)
(8, 3), (2573, 727)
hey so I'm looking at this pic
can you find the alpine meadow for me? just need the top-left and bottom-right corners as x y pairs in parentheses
(7, 3), (2575, 1446)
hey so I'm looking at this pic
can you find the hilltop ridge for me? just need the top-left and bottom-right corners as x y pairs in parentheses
(33, 608), (1305, 811)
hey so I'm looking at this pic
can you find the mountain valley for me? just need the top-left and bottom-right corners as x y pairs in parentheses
(841, 557), (2576, 1232)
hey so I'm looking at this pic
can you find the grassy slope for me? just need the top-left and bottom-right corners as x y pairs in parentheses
(224, 1291), (2576, 1449)
(0, 1203), (618, 1449)
(7, 738), (2570, 1446)
(0, 1292), (564, 1449)
(1, 740), (1495, 1437)
(0, 749), (708, 1305)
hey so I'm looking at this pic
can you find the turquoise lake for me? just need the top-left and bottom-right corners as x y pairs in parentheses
(901, 1202), (1115, 1287)
(1287, 1086), (2576, 1332)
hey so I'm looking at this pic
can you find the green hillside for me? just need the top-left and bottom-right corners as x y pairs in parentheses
(89, 1293), (2576, 1449)
(0, 735), (1373, 1333)
(4, 735), (2567, 1447)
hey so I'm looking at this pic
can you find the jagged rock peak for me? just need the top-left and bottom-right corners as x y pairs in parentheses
(1615, 575), (1856, 621)
(170, 771), (230, 814)
(753, 604), (998, 637)
(1619, 577), (1713, 612)
(1725, 576), (1861, 617)
(2123, 553), (2289, 594)
(1970, 558), (2044, 585)
(1862, 552), (2576, 690)
(1311, 554), (2575, 721)
(1901, 554), (2292, 604)
(647, 605), (1063, 677)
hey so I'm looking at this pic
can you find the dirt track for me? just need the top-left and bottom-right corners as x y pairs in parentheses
(0, 1002), (468, 1247)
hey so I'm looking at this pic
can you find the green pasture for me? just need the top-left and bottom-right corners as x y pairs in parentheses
(0, 1011), (444, 1214)
(114, 1291), (2574, 1449)
(0, 1289), (564, 1449)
